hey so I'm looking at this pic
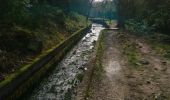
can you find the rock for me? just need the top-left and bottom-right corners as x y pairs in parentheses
(70, 62), (77, 66)
(139, 45), (142, 48)
(140, 59), (149, 65)
(154, 68), (158, 71)
(72, 50), (76, 55)
(92, 40), (96, 45)
(154, 93), (166, 100)
(136, 62), (142, 66)
(146, 80), (151, 84)
(161, 61), (167, 65)
(61, 67), (66, 70)
(88, 30), (92, 33)
(84, 67), (88, 71)
(78, 66), (84, 70)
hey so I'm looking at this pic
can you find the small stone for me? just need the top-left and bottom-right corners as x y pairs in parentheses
(146, 80), (151, 84)
(154, 93), (166, 100)
(140, 59), (149, 65)
(139, 45), (142, 48)
(154, 68), (158, 71)
(84, 67), (88, 71)
(140, 73), (143, 75)
(61, 67), (66, 70)
(161, 61), (167, 65)
(73, 50), (76, 55)
(78, 66), (84, 70)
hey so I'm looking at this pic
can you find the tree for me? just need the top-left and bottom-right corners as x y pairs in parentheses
(0, 0), (29, 26)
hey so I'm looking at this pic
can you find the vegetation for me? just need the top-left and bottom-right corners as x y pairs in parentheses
(0, 0), (89, 79)
(115, 0), (170, 36)
(114, 0), (170, 61)
(90, 1), (116, 20)
(117, 32), (141, 68)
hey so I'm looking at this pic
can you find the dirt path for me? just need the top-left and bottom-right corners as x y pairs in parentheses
(76, 30), (170, 100)
(117, 32), (170, 100)
(87, 30), (129, 100)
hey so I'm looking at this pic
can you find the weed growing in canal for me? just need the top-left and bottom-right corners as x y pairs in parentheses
(77, 73), (84, 82)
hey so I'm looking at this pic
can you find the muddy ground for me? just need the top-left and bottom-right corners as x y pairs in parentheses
(76, 30), (170, 100)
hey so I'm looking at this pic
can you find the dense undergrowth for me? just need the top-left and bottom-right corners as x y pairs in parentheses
(0, 2), (87, 79)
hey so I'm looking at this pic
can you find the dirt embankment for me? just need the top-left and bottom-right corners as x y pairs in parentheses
(76, 30), (170, 100)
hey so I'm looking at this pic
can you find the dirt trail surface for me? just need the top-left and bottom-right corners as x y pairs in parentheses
(77, 30), (170, 100)
(87, 30), (129, 100)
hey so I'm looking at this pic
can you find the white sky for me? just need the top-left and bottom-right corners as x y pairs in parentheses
(94, 0), (104, 2)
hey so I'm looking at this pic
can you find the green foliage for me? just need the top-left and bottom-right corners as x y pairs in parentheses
(115, 0), (170, 35)
(0, 0), (88, 74)
(125, 19), (154, 35)
(90, 1), (116, 19)
(0, 0), (29, 26)
(65, 12), (87, 33)
(27, 4), (65, 29)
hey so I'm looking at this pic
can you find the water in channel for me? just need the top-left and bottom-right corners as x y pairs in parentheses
(27, 23), (105, 100)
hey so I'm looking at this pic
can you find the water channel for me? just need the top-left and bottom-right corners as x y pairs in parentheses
(26, 23), (105, 100)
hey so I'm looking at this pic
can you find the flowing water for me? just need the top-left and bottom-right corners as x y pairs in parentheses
(26, 23), (105, 100)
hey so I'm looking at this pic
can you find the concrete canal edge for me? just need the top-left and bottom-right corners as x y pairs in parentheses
(0, 25), (91, 100)
(75, 29), (106, 100)
(84, 29), (106, 99)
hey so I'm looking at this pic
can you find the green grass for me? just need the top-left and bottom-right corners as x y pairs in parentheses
(151, 42), (170, 59)
(117, 32), (141, 69)
(123, 42), (141, 68)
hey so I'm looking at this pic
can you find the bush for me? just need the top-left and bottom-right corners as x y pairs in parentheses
(125, 19), (154, 35)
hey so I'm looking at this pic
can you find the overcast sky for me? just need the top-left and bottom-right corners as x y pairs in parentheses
(94, 0), (104, 2)
(94, 0), (112, 2)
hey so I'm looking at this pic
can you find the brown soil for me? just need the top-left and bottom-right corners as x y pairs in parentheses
(76, 30), (170, 100)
